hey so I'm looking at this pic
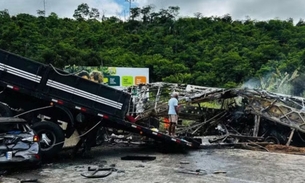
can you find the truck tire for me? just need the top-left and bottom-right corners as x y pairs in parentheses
(31, 121), (65, 158)
(95, 127), (108, 146)
(0, 103), (12, 117)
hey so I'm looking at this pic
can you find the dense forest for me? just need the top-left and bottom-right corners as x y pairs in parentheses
(1, 3), (305, 95)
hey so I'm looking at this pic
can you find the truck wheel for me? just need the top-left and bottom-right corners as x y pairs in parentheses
(31, 121), (65, 158)
(264, 136), (280, 144)
(95, 127), (108, 146)
(0, 103), (12, 117)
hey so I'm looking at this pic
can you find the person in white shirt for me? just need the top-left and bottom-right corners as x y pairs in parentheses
(168, 92), (179, 136)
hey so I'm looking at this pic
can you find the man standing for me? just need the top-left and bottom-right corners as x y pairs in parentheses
(168, 92), (179, 136)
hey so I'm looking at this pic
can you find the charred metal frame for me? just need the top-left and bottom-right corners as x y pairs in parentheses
(125, 82), (305, 147)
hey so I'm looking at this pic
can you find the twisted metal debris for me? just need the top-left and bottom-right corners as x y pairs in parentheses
(125, 82), (305, 147)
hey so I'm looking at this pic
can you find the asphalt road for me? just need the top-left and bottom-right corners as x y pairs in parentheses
(2, 145), (305, 183)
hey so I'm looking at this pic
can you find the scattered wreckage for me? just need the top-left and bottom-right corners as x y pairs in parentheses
(122, 82), (305, 149)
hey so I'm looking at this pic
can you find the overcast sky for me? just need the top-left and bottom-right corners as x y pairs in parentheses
(0, 0), (304, 22)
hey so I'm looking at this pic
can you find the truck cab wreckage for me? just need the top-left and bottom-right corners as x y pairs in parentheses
(126, 82), (305, 148)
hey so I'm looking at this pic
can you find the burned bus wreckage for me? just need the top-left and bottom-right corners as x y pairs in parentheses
(124, 82), (305, 149)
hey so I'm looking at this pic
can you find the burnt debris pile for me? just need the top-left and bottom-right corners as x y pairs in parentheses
(125, 82), (305, 150)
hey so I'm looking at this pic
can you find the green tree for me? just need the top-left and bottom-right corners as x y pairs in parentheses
(1, 3), (305, 95)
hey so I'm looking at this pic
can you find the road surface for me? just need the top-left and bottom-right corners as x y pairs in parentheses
(2, 145), (305, 183)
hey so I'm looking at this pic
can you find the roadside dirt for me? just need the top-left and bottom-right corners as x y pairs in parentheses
(266, 144), (305, 155)
(2, 143), (305, 183)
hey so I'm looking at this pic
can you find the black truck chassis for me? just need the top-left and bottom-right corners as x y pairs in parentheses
(0, 49), (199, 158)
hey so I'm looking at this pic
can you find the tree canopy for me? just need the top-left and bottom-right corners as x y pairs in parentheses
(1, 3), (305, 95)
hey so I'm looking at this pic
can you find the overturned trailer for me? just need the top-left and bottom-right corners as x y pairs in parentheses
(125, 82), (305, 147)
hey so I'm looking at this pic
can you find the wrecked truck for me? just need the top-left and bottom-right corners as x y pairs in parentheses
(125, 82), (305, 147)
(0, 49), (198, 159)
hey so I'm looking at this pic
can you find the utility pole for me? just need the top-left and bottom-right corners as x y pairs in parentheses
(125, 0), (134, 17)
(124, 10), (126, 21)
(43, 0), (46, 17)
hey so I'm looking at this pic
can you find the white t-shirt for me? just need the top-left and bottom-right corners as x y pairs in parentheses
(168, 97), (178, 115)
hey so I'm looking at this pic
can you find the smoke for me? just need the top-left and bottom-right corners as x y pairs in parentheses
(242, 71), (305, 97)
(289, 73), (305, 96)
(241, 78), (261, 89)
